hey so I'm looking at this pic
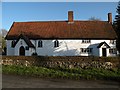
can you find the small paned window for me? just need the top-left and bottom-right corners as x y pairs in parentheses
(11, 40), (15, 47)
(38, 40), (42, 47)
(110, 40), (116, 44)
(81, 48), (92, 53)
(82, 40), (91, 43)
(109, 48), (117, 54)
(25, 46), (29, 50)
(54, 40), (59, 47)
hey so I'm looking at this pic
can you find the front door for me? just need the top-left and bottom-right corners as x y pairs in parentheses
(19, 46), (25, 56)
(102, 48), (106, 57)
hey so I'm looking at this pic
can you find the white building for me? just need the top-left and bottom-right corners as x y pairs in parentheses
(5, 11), (118, 57)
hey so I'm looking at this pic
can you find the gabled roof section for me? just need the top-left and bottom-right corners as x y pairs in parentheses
(97, 42), (111, 48)
(5, 20), (117, 40)
(13, 34), (35, 48)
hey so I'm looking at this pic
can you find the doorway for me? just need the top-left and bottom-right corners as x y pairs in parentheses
(102, 48), (106, 57)
(19, 46), (25, 56)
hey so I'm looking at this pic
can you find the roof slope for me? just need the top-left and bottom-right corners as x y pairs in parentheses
(97, 42), (111, 48)
(13, 34), (35, 48)
(5, 21), (117, 40)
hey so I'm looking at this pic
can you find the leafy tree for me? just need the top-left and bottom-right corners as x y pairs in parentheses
(88, 16), (101, 21)
(114, 1), (120, 53)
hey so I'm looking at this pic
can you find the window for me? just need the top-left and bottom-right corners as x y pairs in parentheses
(11, 40), (15, 47)
(82, 40), (91, 43)
(110, 40), (116, 44)
(54, 40), (59, 47)
(20, 41), (22, 45)
(109, 48), (117, 54)
(81, 48), (92, 53)
(25, 46), (29, 50)
(38, 40), (42, 47)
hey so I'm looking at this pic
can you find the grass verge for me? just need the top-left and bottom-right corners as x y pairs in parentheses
(2, 65), (120, 81)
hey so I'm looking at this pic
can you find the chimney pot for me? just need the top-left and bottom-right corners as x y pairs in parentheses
(108, 13), (112, 24)
(68, 11), (74, 23)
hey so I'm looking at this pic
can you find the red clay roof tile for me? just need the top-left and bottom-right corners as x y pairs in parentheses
(5, 20), (117, 40)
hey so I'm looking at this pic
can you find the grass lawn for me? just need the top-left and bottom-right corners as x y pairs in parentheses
(2, 65), (120, 81)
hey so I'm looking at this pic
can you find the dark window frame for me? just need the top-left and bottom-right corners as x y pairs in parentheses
(109, 48), (117, 54)
(110, 40), (116, 44)
(25, 46), (29, 50)
(54, 40), (59, 47)
(82, 40), (91, 43)
(81, 48), (93, 53)
(11, 40), (15, 47)
(38, 40), (43, 47)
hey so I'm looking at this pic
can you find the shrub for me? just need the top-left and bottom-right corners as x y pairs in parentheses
(2, 65), (120, 81)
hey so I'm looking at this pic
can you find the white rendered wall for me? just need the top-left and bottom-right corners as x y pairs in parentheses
(14, 39), (35, 56)
(7, 39), (117, 57)
(7, 39), (35, 56)
(34, 40), (116, 57)
(6, 40), (14, 55)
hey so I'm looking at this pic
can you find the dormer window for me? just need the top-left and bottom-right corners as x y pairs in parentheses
(38, 40), (42, 47)
(82, 40), (91, 43)
(11, 40), (15, 47)
(54, 40), (59, 47)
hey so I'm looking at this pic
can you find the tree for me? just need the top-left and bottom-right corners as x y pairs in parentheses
(114, 1), (120, 53)
(88, 16), (101, 21)
(0, 29), (7, 54)
(1, 29), (8, 37)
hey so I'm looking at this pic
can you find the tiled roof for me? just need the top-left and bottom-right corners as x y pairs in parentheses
(5, 20), (117, 40)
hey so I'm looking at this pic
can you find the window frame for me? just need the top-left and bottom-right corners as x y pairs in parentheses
(82, 40), (91, 43)
(81, 48), (93, 54)
(25, 46), (29, 50)
(54, 40), (59, 47)
(38, 40), (43, 48)
(110, 40), (116, 44)
(11, 40), (15, 47)
(109, 48), (117, 54)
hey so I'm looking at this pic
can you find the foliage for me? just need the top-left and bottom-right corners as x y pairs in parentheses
(114, 1), (120, 53)
(0, 29), (7, 49)
(88, 16), (101, 21)
(2, 65), (120, 81)
(2, 37), (6, 49)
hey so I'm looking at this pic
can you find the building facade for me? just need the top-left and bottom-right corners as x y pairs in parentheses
(5, 11), (118, 57)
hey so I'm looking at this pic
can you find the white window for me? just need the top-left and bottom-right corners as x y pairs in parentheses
(109, 48), (117, 54)
(82, 40), (91, 43)
(81, 48), (92, 53)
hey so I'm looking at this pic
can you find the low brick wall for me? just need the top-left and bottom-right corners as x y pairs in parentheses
(1, 56), (120, 69)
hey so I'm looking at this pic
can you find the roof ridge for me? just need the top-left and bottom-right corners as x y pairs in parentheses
(13, 20), (108, 23)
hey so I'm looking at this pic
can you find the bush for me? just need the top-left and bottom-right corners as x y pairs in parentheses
(2, 65), (120, 81)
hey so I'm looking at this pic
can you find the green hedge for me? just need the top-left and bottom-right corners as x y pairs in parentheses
(2, 65), (120, 81)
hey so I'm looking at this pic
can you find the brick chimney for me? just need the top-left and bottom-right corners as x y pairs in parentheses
(108, 13), (112, 24)
(68, 11), (74, 23)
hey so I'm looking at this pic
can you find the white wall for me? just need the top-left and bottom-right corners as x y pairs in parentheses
(34, 39), (116, 56)
(6, 40), (14, 55)
(7, 39), (35, 56)
(7, 39), (117, 57)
